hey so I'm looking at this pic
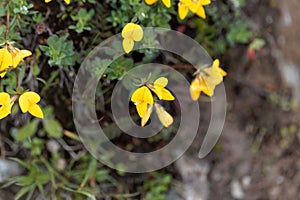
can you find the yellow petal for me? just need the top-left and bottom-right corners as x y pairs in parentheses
(11, 49), (32, 68)
(213, 59), (220, 68)
(151, 77), (175, 100)
(190, 76), (201, 101)
(0, 48), (13, 78)
(136, 102), (148, 118)
(206, 59), (226, 86)
(0, 92), (10, 103)
(201, 0), (211, 6)
(201, 75), (215, 96)
(178, 2), (189, 20)
(161, 88), (175, 100)
(188, 1), (199, 13)
(0, 106), (11, 119)
(19, 92), (41, 113)
(213, 59), (227, 77)
(131, 86), (154, 104)
(149, 84), (163, 99)
(0, 92), (11, 119)
(155, 103), (173, 127)
(122, 38), (134, 54)
(190, 74), (215, 100)
(195, 5), (206, 19)
(154, 77), (168, 87)
(131, 26), (143, 41)
(145, 0), (158, 5)
(162, 0), (171, 8)
(122, 23), (136, 38)
(21, 91), (41, 103)
(64, 0), (70, 4)
(45, 0), (52, 2)
(141, 104), (153, 127)
(28, 104), (44, 119)
(122, 23), (143, 41)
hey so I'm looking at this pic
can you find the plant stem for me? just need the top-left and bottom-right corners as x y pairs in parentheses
(3, 1), (10, 44)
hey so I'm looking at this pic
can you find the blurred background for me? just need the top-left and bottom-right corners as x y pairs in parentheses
(0, 0), (300, 199)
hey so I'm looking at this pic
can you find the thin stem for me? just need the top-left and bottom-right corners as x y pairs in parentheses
(14, 68), (18, 88)
(3, 1), (10, 44)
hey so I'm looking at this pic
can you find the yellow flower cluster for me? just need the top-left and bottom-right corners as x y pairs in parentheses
(122, 1), (211, 53)
(190, 59), (227, 101)
(178, 0), (211, 20)
(143, 0), (211, 20)
(131, 77), (175, 127)
(0, 46), (32, 78)
(45, 0), (70, 4)
(0, 91), (44, 120)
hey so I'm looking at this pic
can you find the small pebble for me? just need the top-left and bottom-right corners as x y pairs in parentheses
(231, 180), (244, 199)
(242, 176), (251, 188)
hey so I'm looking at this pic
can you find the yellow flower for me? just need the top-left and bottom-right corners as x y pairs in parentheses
(178, 0), (211, 20)
(45, 0), (70, 4)
(189, 0), (211, 19)
(190, 59), (226, 101)
(121, 23), (143, 54)
(19, 92), (44, 119)
(131, 76), (175, 126)
(0, 92), (12, 120)
(178, 0), (190, 20)
(10, 47), (32, 68)
(145, 0), (171, 8)
(0, 48), (13, 78)
(131, 86), (154, 118)
(147, 77), (175, 100)
(141, 103), (173, 127)
(190, 74), (213, 100)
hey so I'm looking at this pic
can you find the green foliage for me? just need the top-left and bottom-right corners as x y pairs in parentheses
(43, 118), (63, 138)
(226, 21), (252, 46)
(106, 0), (172, 30)
(24, 138), (44, 156)
(6, 158), (51, 200)
(142, 172), (172, 200)
(15, 119), (39, 141)
(249, 38), (265, 50)
(69, 8), (95, 33)
(105, 57), (134, 80)
(191, 1), (253, 56)
(40, 35), (75, 67)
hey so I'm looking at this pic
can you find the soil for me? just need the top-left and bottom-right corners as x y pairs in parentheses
(204, 0), (300, 199)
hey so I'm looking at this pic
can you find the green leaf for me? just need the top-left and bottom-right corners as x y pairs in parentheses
(226, 21), (252, 46)
(40, 34), (75, 67)
(43, 118), (63, 138)
(15, 119), (39, 141)
(15, 184), (35, 200)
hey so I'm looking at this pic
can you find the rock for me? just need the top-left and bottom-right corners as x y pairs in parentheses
(242, 176), (251, 189)
(166, 189), (184, 200)
(175, 155), (210, 200)
(230, 180), (244, 199)
(0, 158), (23, 183)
